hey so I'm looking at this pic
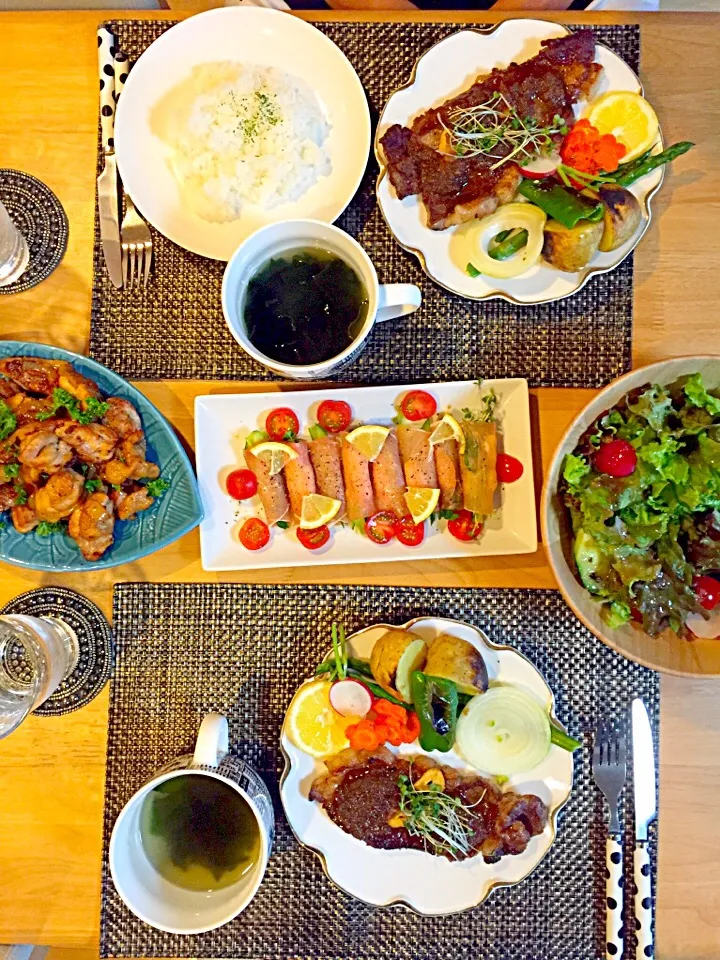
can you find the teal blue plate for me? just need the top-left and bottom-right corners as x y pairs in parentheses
(0, 341), (203, 571)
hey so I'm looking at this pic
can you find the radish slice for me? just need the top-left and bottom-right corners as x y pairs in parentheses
(518, 154), (560, 179)
(330, 679), (372, 717)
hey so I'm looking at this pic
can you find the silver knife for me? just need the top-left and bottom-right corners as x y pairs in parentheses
(97, 26), (122, 288)
(632, 698), (657, 959)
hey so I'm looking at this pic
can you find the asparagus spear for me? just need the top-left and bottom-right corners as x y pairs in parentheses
(615, 141), (694, 186)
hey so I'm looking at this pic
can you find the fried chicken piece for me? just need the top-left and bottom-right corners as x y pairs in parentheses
(32, 468), (85, 523)
(111, 484), (154, 521)
(0, 357), (60, 396)
(11, 503), (39, 534)
(17, 425), (73, 474)
(6, 393), (55, 425)
(54, 421), (118, 463)
(0, 482), (16, 512)
(0, 376), (16, 400)
(55, 366), (101, 403)
(103, 430), (160, 485)
(68, 492), (115, 561)
(102, 397), (142, 440)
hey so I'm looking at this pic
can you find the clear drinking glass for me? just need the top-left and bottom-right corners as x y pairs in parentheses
(0, 614), (79, 739)
(0, 199), (30, 287)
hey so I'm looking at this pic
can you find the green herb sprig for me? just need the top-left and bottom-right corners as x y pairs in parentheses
(397, 773), (485, 859)
(36, 389), (109, 425)
(439, 92), (568, 170)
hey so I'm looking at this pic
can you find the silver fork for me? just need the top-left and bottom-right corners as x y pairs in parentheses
(120, 194), (153, 289)
(593, 720), (627, 960)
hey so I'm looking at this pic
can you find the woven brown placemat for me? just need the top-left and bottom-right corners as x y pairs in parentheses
(102, 583), (658, 959)
(90, 21), (638, 388)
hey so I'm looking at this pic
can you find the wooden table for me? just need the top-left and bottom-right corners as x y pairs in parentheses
(0, 9), (718, 959)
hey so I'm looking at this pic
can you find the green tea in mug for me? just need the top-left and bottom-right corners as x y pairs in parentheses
(139, 774), (261, 892)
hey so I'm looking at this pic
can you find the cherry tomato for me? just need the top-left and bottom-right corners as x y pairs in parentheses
(496, 453), (524, 483)
(297, 525), (330, 550)
(365, 511), (398, 544)
(394, 514), (425, 546)
(400, 390), (437, 422)
(317, 400), (352, 434)
(594, 439), (637, 478)
(448, 509), (484, 542)
(238, 518), (270, 551)
(226, 468), (258, 500)
(693, 575), (720, 611)
(265, 407), (299, 441)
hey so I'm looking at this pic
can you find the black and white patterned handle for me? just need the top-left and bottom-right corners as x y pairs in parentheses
(114, 49), (129, 104)
(634, 843), (653, 958)
(606, 836), (623, 959)
(97, 26), (116, 153)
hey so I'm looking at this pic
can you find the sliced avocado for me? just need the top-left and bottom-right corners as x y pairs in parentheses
(573, 529), (612, 597)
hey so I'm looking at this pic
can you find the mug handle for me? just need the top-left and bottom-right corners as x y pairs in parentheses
(376, 284), (422, 323)
(192, 713), (229, 769)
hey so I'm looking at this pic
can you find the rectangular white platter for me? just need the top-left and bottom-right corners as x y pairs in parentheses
(195, 378), (536, 571)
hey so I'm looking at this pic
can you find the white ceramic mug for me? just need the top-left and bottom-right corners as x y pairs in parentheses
(109, 713), (274, 934)
(221, 218), (422, 380)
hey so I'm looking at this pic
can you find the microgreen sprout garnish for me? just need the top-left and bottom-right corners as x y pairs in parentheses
(439, 92), (568, 170)
(396, 772), (486, 859)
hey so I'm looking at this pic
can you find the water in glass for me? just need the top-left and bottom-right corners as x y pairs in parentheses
(0, 199), (30, 287)
(0, 614), (79, 738)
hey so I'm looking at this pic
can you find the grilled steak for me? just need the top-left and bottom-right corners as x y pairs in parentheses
(309, 748), (549, 862)
(380, 30), (602, 230)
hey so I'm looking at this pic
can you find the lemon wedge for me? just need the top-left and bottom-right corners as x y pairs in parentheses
(584, 92), (659, 164)
(429, 414), (466, 454)
(250, 441), (298, 477)
(285, 679), (351, 758)
(300, 494), (342, 530)
(404, 486), (440, 524)
(346, 424), (390, 462)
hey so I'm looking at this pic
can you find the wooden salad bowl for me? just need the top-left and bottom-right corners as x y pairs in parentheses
(542, 356), (720, 677)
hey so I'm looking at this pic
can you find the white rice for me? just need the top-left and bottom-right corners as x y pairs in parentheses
(153, 62), (332, 223)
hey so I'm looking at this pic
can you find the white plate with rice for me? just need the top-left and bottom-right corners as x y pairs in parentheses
(115, 8), (371, 260)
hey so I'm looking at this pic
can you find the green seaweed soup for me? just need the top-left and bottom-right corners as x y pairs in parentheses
(244, 248), (369, 366)
(139, 775), (260, 892)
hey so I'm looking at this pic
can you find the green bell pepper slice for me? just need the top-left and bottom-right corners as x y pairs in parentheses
(411, 671), (459, 753)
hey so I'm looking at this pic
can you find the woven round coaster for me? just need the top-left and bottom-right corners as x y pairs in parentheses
(0, 169), (69, 295)
(0, 587), (113, 715)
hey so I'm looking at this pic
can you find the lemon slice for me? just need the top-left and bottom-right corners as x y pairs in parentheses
(428, 414), (466, 454)
(404, 486), (440, 524)
(285, 679), (351, 758)
(300, 494), (342, 530)
(584, 92), (659, 164)
(346, 424), (390, 462)
(250, 441), (298, 477)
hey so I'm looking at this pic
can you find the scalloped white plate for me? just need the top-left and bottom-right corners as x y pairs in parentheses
(280, 616), (574, 915)
(375, 20), (664, 305)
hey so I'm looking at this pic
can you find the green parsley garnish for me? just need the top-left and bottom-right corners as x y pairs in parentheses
(84, 478), (104, 493)
(37, 388), (109, 425)
(13, 483), (28, 506)
(2, 462), (20, 481)
(276, 520), (290, 529)
(36, 520), (65, 537)
(144, 477), (170, 498)
(0, 400), (17, 441)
